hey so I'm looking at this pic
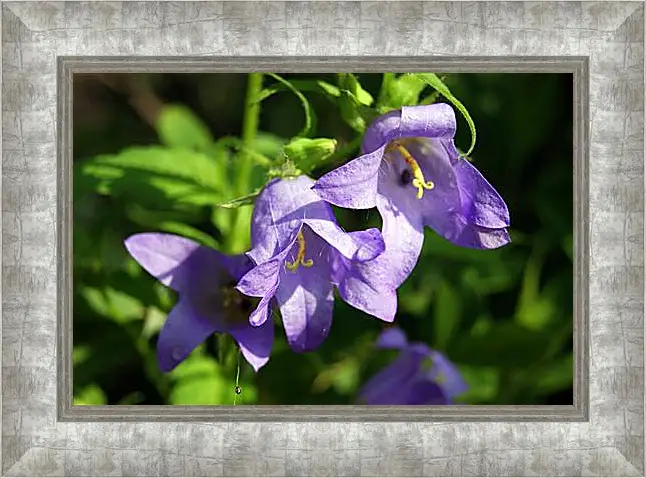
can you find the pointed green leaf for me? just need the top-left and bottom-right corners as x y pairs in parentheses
(156, 104), (214, 151)
(78, 146), (227, 207)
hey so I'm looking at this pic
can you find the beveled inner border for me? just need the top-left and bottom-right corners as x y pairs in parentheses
(58, 56), (589, 422)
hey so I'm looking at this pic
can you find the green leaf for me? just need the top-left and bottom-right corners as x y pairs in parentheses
(74, 384), (107, 406)
(455, 366), (500, 404)
(515, 247), (554, 331)
(282, 137), (337, 174)
(261, 74), (316, 138)
(79, 286), (145, 324)
(125, 204), (219, 248)
(432, 280), (462, 350)
(378, 74), (428, 110)
(78, 146), (227, 207)
(338, 73), (374, 106)
(168, 351), (230, 405)
(156, 104), (214, 151)
(337, 73), (375, 132)
(414, 73), (477, 156)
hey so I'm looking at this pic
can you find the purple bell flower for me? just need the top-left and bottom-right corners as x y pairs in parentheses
(235, 175), (397, 353)
(124, 233), (274, 372)
(313, 103), (511, 290)
(358, 327), (468, 405)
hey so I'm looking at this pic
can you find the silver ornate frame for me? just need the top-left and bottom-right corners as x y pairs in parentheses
(2, 1), (644, 476)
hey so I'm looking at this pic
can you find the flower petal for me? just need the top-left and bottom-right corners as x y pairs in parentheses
(248, 178), (303, 265)
(275, 229), (334, 352)
(222, 254), (256, 282)
(236, 257), (284, 326)
(362, 104), (457, 153)
(358, 348), (428, 405)
(156, 300), (223, 372)
(372, 161), (427, 289)
(413, 139), (511, 249)
(429, 350), (469, 399)
(406, 381), (449, 405)
(452, 151), (510, 229)
(229, 320), (275, 372)
(312, 145), (386, 210)
(375, 327), (409, 349)
(399, 104), (457, 139)
(331, 233), (397, 322)
(348, 228), (386, 262)
(251, 176), (367, 263)
(124, 233), (226, 292)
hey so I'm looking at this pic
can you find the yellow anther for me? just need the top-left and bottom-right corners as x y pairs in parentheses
(387, 140), (435, 199)
(285, 231), (314, 272)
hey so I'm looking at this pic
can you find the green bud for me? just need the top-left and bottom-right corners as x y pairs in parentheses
(282, 138), (337, 174)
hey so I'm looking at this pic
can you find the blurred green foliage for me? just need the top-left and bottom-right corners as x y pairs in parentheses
(73, 72), (573, 406)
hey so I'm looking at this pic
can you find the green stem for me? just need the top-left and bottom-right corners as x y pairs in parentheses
(237, 73), (264, 194)
(227, 73), (264, 253)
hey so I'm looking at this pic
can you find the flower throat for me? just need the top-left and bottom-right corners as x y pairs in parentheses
(286, 231), (314, 272)
(386, 139), (435, 199)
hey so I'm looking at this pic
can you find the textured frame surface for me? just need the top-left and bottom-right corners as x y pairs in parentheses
(2, 1), (644, 476)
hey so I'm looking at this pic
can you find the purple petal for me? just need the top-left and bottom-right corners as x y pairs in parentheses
(156, 300), (223, 372)
(223, 254), (256, 282)
(312, 145), (386, 210)
(375, 327), (409, 349)
(452, 151), (510, 229)
(362, 104), (457, 154)
(411, 139), (510, 249)
(450, 224), (512, 250)
(248, 178), (303, 265)
(250, 175), (369, 263)
(400, 104), (457, 140)
(358, 347), (428, 405)
(428, 350), (468, 399)
(406, 380), (449, 405)
(228, 320), (275, 372)
(124, 233), (227, 293)
(370, 158), (428, 288)
(348, 228), (386, 262)
(236, 257), (284, 326)
(275, 229), (334, 352)
(331, 245), (398, 322)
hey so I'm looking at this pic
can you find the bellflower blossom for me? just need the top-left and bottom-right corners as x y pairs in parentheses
(125, 233), (274, 372)
(236, 175), (397, 353)
(313, 103), (511, 289)
(358, 327), (467, 405)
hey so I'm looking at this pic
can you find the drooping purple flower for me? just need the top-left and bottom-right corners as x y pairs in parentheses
(358, 327), (468, 405)
(313, 103), (511, 289)
(124, 233), (274, 372)
(235, 175), (397, 353)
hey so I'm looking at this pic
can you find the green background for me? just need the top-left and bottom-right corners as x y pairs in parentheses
(73, 73), (573, 406)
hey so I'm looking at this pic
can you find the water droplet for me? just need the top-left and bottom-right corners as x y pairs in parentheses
(235, 386), (242, 395)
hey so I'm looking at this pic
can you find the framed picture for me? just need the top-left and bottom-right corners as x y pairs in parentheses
(2, 1), (643, 476)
